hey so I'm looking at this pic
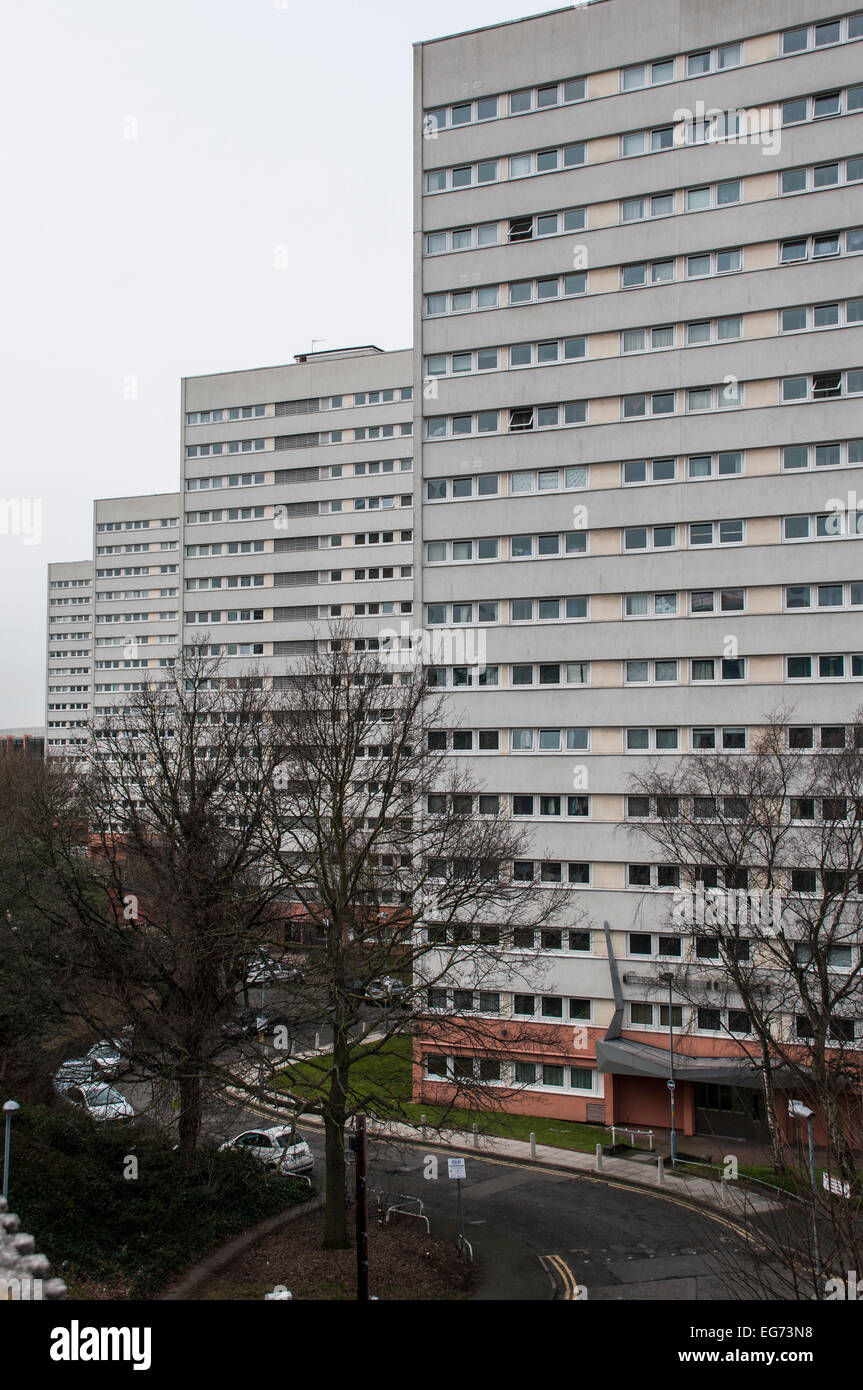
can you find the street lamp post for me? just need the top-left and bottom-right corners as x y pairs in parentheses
(2, 1100), (20, 1201)
(788, 1099), (822, 1297)
(659, 973), (677, 1164)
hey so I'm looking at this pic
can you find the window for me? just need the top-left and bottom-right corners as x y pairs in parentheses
(697, 1008), (722, 1032)
(814, 92), (841, 119)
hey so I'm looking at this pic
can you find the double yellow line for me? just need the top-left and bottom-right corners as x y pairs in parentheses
(542, 1253), (583, 1299)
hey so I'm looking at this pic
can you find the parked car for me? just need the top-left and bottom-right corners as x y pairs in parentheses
(246, 953), (304, 986)
(64, 1083), (134, 1121)
(366, 976), (409, 1006)
(53, 1057), (99, 1093)
(219, 1127), (314, 1175)
(86, 1039), (126, 1076)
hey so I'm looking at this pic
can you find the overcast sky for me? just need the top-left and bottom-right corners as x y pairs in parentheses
(0, 0), (557, 727)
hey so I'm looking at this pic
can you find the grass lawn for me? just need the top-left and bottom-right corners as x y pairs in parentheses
(277, 1035), (610, 1155)
(675, 1159), (860, 1196)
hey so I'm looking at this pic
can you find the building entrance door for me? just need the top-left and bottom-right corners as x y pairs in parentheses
(694, 1082), (769, 1140)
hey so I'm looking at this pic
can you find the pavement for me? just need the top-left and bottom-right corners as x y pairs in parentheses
(253, 1108), (787, 1221)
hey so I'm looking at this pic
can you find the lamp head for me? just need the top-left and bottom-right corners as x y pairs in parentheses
(788, 1099), (813, 1120)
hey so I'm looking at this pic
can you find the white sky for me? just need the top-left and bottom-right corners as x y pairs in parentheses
(0, 0), (559, 726)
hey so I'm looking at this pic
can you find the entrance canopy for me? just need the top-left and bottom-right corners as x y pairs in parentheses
(596, 1037), (799, 1089)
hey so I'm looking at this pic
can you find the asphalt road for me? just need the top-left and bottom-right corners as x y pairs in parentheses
(93, 991), (761, 1303)
(196, 1094), (753, 1301)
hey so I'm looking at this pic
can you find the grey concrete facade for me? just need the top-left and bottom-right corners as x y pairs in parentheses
(414, 0), (863, 1117)
(92, 492), (181, 717)
(180, 346), (414, 675)
(46, 558), (93, 751)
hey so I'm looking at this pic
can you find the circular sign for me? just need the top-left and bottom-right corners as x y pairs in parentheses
(667, 1079), (676, 1090)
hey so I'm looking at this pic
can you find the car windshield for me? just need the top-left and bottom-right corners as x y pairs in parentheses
(277, 1132), (305, 1149)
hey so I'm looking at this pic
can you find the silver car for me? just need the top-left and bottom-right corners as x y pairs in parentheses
(86, 1039), (125, 1076)
(64, 1083), (135, 1121)
(53, 1057), (99, 1093)
(220, 1127), (314, 1175)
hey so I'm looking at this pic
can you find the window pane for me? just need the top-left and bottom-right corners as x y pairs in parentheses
(716, 180), (740, 205)
(813, 162), (839, 188)
(782, 99), (808, 125)
(782, 27), (808, 54)
(622, 65), (646, 90)
(782, 168), (807, 194)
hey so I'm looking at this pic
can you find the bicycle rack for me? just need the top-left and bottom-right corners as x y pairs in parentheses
(456, 1233), (474, 1263)
(385, 1194), (430, 1234)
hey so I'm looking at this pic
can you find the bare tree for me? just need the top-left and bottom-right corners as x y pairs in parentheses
(259, 626), (569, 1248)
(22, 645), (292, 1154)
(18, 630), (578, 1255)
(629, 707), (863, 1184)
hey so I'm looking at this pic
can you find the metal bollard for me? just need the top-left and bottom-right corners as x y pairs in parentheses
(472, 1123), (479, 1148)
(530, 1131), (537, 1160)
(595, 1143), (603, 1171)
(656, 1156), (665, 1185)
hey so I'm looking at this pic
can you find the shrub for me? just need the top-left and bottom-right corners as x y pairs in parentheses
(9, 1104), (312, 1297)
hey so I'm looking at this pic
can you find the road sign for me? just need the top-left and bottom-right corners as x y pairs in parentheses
(667, 1079), (675, 1091)
(448, 1156), (466, 1180)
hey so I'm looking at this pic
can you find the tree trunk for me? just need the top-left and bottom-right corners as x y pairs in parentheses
(177, 1071), (202, 1157)
(323, 1023), (351, 1249)
(758, 1042), (785, 1172)
(323, 1108), (348, 1249)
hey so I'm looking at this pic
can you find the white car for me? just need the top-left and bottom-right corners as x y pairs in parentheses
(86, 1039), (125, 1075)
(64, 1082), (135, 1121)
(53, 1057), (99, 1093)
(246, 954), (303, 986)
(220, 1127), (314, 1175)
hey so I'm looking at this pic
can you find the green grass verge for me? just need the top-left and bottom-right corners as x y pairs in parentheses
(675, 1159), (861, 1195)
(278, 1035), (610, 1155)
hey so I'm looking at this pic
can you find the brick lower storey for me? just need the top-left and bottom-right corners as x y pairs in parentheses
(411, 1024), (857, 1147)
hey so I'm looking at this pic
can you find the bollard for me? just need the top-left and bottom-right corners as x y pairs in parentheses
(530, 1131), (536, 1160)
(656, 1156), (665, 1185)
(314, 1032), (320, 1051)
(420, 1113), (426, 1139)
(595, 1142), (603, 1172)
(472, 1123), (479, 1148)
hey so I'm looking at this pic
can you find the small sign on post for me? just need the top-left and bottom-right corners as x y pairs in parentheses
(448, 1156), (467, 1259)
